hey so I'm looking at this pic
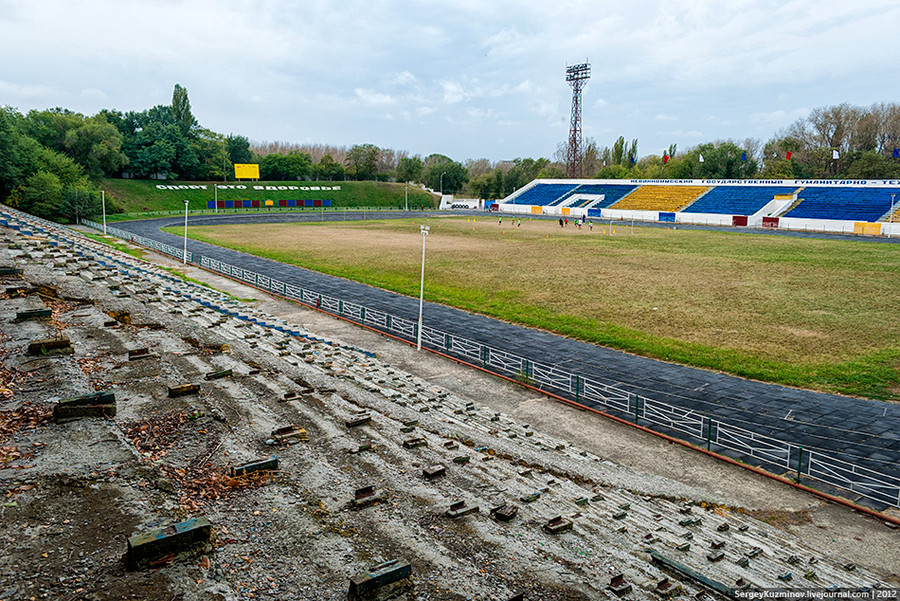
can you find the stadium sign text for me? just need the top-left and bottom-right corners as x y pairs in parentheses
(156, 185), (341, 191)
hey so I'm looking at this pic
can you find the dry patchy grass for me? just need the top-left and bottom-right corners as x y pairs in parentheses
(179, 216), (900, 399)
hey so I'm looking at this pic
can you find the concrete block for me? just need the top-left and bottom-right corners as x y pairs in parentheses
(128, 348), (156, 361)
(446, 501), (479, 518)
(348, 558), (411, 600)
(543, 515), (573, 534)
(270, 425), (308, 444)
(710, 540), (725, 549)
(15, 308), (52, 321)
(168, 383), (200, 398)
(53, 391), (116, 422)
(676, 542), (691, 552)
(612, 511), (628, 520)
(230, 456), (278, 478)
(608, 574), (632, 596)
(707, 550), (725, 562)
(125, 516), (213, 570)
(520, 492), (540, 503)
(452, 455), (470, 464)
(747, 546), (763, 559)
(717, 522), (730, 532)
(736, 556), (750, 568)
(353, 486), (387, 508)
(346, 414), (372, 428)
(490, 504), (518, 522)
(27, 336), (72, 355)
(573, 497), (589, 506)
(402, 437), (427, 449)
(423, 465), (446, 480)
(655, 577), (683, 597)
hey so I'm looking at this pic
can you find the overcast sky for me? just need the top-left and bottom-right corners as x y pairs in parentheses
(2, 0), (899, 163)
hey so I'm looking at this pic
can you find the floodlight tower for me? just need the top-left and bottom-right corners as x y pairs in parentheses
(565, 61), (591, 179)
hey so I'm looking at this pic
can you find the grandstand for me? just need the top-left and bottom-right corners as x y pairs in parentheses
(783, 187), (898, 222)
(681, 185), (798, 215)
(497, 179), (900, 236)
(610, 185), (709, 212)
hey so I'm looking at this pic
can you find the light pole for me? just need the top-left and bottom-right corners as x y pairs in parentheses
(416, 225), (430, 351)
(101, 190), (107, 235)
(183, 199), (189, 264)
(440, 172), (447, 195)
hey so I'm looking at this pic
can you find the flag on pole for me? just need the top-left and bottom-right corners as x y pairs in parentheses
(741, 152), (747, 161)
(663, 154), (669, 164)
(832, 149), (840, 160)
(630, 155), (635, 165)
(894, 148), (899, 158)
(698, 154), (704, 163)
(786, 151), (793, 160)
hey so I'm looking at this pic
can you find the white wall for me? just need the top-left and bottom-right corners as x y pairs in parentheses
(676, 213), (733, 226)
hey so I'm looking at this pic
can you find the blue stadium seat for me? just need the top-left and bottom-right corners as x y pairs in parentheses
(783, 187), (900, 221)
(682, 186), (796, 215)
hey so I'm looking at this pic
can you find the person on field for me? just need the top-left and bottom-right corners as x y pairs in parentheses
(558, 218), (564, 227)
(589, 220), (593, 231)
(517, 219), (521, 227)
(498, 216), (502, 225)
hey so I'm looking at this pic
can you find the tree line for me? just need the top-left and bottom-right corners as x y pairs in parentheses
(2, 86), (899, 221)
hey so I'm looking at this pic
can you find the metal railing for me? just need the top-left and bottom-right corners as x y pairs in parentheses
(8, 209), (898, 508)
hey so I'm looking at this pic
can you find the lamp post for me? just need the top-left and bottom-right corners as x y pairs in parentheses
(101, 190), (107, 235)
(416, 225), (430, 351)
(183, 199), (189, 264)
(440, 172), (447, 195)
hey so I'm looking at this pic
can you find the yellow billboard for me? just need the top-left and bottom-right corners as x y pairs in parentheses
(234, 163), (260, 179)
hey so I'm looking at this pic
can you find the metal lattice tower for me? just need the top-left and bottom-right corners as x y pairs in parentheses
(565, 62), (591, 179)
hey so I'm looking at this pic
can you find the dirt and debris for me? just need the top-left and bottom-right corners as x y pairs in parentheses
(0, 216), (897, 601)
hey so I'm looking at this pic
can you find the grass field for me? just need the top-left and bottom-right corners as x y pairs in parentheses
(99, 179), (438, 219)
(171, 216), (900, 400)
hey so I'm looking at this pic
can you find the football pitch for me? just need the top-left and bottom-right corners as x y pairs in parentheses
(175, 215), (900, 400)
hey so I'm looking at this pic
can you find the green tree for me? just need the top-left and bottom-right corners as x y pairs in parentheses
(226, 134), (253, 165)
(315, 154), (344, 180)
(61, 184), (102, 223)
(20, 171), (64, 218)
(63, 114), (128, 178)
(396, 156), (423, 183)
(172, 84), (197, 137)
(23, 108), (83, 153)
(346, 143), (380, 180)
(424, 159), (467, 193)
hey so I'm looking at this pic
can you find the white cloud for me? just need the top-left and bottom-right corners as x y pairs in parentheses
(1, 0), (898, 161)
(354, 88), (395, 106)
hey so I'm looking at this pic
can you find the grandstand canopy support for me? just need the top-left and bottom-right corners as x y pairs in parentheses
(565, 62), (591, 179)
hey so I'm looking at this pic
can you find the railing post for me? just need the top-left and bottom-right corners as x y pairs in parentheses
(386, 315), (392, 331)
(706, 417), (712, 451)
(634, 395), (640, 422)
(796, 446), (804, 483)
(414, 322), (419, 343)
(482, 345), (488, 368)
(339, 300), (343, 314)
(360, 307), (366, 323)
(445, 333), (451, 351)
(575, 375), (580, 403)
